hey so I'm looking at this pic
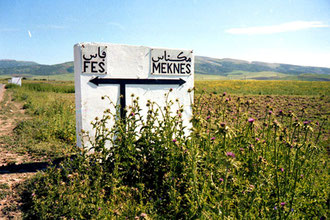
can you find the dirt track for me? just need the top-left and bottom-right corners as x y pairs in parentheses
(0, 84), (4, 102)
(0, 86), (36, 219)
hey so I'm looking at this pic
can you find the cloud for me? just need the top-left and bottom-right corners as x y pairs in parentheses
(225, 21), (329, 35)
(108, 22), (125, 31)
(28, 30), (32, 38)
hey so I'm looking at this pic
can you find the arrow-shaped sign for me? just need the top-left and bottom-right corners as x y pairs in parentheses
(89, 77), (186, 86)
(89, 77), (186, 119)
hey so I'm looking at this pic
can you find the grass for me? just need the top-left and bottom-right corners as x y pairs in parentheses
(196, 80), (330, 96)
(0, 73), (74, 81)
(2, 71), (330, 82)
(20, 81), (74, 93)
(1, 80), (328, 219)
(6, 79), (330, 96)
(0, 184), (11, 201)
(226, 71), (288, 80)
(31, 73), (74, 81)
(0, 190), (11, 200)
(195, 74), (227, 80)
(0, 183), (10, 190)
(195, 71), (330, 81)
(2, 81), (76, 159)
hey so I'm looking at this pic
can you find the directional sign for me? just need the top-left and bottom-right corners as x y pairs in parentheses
(74, 43), (194, 149)
(9, 77), (22, 86)
(90, 77), (186, 118)
(89, 77), (186, 86)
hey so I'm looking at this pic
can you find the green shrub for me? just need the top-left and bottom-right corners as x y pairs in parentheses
(5, 83), (20, 89)
(22, 82), (75, 93)
(21, 90), (328, 219)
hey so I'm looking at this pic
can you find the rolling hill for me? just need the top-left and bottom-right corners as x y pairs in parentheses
(195, 56), (330, 80)
(0, 59), (38, 68)
(0, 60), (73, 76)
(1, 57), (330, 81)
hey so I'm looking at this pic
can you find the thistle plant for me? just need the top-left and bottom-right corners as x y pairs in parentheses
(23, 90), (328, 219)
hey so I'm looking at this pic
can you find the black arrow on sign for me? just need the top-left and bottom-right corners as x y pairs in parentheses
(90, 77), (186, 86)
(89, 76), (186, 119)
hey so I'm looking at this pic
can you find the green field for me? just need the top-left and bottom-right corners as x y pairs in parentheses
(196, 80), (330, 96)
(195, 72), (330, 81)
(1, 80), (329, 219)
(0, 73), (74, 81)
(3, 79), (329, 96)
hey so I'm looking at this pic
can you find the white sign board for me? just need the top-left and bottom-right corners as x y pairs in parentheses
(10, 77), (22, 86)
(74, 42), (194, 148)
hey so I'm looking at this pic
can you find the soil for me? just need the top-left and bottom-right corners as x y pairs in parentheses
(0, 85), (38, 219)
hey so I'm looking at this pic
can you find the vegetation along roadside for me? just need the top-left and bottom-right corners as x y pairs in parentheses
(0, 80), (329, 219)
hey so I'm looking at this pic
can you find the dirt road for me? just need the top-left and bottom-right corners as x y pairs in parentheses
(0, 84), (4, 102)
(0, 86), (36, 219)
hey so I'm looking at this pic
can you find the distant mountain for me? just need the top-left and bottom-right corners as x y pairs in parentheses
(0, 59), (38, 68)
(1, 57), (329, 81)
(195, 56), (330, 76)
(0, 61), (74, 76)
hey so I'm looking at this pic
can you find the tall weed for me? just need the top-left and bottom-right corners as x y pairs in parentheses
(6, 83), (76, 157)
(22, 89), (328, 219)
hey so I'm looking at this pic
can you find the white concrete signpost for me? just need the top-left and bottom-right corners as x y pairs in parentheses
(9, 76), (22, 86)
(74, 43), (194, 148)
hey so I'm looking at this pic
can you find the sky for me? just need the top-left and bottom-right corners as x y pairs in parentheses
(0, 0), (330, 67)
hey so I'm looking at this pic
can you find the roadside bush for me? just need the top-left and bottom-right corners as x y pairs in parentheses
(23, 82), (75, 93)
(5, 83), (20, 89)
(22, 90), (329, 219)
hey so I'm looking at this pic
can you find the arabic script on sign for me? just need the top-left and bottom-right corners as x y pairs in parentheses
(81, 45), (107, 74)
(151, 49), (192, 75)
